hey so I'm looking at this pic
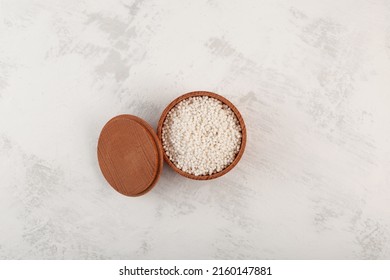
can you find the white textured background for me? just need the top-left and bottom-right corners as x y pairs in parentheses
(1, 0), (390, 259)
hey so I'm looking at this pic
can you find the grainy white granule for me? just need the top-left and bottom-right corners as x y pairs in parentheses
(162, 96), (242, 176)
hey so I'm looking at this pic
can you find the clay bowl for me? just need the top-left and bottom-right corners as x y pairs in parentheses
(157, 91), (247, 180)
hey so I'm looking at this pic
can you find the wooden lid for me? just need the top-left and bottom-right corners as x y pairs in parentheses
(97, 115), (163, 196)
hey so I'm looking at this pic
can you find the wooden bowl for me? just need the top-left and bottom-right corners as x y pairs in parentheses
(157, 91), (247, 180)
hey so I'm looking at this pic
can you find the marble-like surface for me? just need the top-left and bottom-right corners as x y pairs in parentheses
(1, 0), (390, 259)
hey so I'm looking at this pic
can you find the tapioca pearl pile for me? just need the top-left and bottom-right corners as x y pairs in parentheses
(161, 96), (242, 176)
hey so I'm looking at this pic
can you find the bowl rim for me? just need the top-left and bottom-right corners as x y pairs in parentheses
(157, 91), (247, 180)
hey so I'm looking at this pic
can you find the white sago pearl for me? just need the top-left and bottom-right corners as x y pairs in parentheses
(161, 96), (242, 176)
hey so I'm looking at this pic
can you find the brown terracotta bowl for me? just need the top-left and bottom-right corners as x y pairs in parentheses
(157, 91), (247, 180)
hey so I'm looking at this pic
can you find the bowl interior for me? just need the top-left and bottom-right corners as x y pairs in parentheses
(157, 91), (246, 180)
